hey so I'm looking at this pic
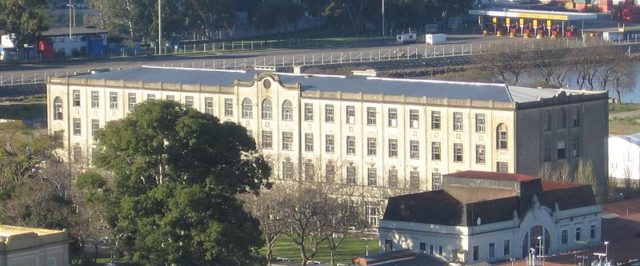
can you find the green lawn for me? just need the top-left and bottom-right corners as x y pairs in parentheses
(262, 235), (380, 265)
(609, 103), (640, 135)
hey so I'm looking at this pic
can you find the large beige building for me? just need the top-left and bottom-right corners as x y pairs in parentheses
(47, 66), (608, 224)
(0, 225), (70, 266)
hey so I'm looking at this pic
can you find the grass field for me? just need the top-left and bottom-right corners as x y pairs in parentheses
(609, 103), (640, 135)
(262, 235), (380, 265)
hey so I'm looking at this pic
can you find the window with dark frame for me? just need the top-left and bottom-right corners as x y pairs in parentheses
(431, 111), (441, 129)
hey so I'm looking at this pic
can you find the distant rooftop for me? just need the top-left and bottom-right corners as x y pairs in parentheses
(41, 27), (107, 37)
(74, 66), (601, 104)
(0, 224), (64, 238)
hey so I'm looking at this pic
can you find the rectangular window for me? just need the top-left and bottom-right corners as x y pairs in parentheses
(590, 225), (596, 239)
(475, 114), (485, 132)
(367, 168), (377, 186)
(419, 242), (426, 252)
(410, 171), (419, 187)
(410, 140), (419, 159)
(326, 135), (335, 153)
(91, 91), (99, 108)
(572, 136), (580, 158)
(282, 161), (294, 179)
(367, 137), (377, 156)
(346, 136), (356, 155)
(497, 162), (509, 173)
(388, 169), (398, 187)
(558, 141), (566, 160)
(429, 245), (434, 254)
(544, 139), (552, 162)
(476, 145), (485, 164)
(489, 242), (495, 258)
(282, 132), (293, 150)
(185, 96), (194, 109)
(388, 108), (397, 127)
(388, 139), (398, 158)
(473, 245), (479, 261)
(367, 107), (376, 125)
(261, 131), (272, 149)
(561, 229), (568, 245)
(147, 94), (155, 101)
(346, 106), (355, 124)
(431, 111), (441, 129)
(224, 98), (233, 116)
(438, 246), (443, 255)
(73, 145), (82, 163)
(166, 95), (175, 101)
(573, 109), (581, 128)
(575, 227), (582, 241)
(326, 163), (335, 182)
(73, 90), (81, 107)
(73, 118), (81, 136)
(109, 92), (118, 109)
(304, 103), (313, 121)
(304, 162), (315, 181)
(204, 97), (214, 115)
(432, 142), (441, 161)
(504, 240), (510, 256)
(91, 119), (99, 135)
(454, 143), (463, 162)
(305, 133), (314, 152)
(325, 104), (334, 123)
(432, 172), (442, 190)
(453, 112), (463, 131)
(346, 166), (356, 184)
(128, 93), (137, 111)
(409, 109), (419, 129)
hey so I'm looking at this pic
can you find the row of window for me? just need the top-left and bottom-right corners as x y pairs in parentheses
(471, 240), (510, 262)
(544, 136), (581, 162)
(284, 161), (445, 188)
(561, 224), (597, 245)
(543, 108), (581, 131)
(279, 161), (506, 189)
(264, 132), (508, 162)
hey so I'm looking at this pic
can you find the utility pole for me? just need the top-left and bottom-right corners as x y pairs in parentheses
(158, 0), (162, 55)
(382, 0), (385, 37)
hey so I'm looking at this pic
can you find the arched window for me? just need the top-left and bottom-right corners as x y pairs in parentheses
(53, 97), (63, 120)
(241, 98), (252, 119)
(497, 123), (508, 150)
(282, 100), (293, 121)
(261, 98), (272, 120)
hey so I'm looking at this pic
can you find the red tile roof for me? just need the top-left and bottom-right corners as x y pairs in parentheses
(445, 170), (539, 182)
(604, 197), (640, 217)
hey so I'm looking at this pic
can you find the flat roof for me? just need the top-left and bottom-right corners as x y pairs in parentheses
(41, 27), (107, 37)
(469, 8), (598, 21)
(0, 224), (64, 238)
(76, 66), (601, 104)
(444, 170), (539, 182)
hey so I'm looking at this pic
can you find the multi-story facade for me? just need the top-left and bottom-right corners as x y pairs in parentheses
(47, 66), (608, 224)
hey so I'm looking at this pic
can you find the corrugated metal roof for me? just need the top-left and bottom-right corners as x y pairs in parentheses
(79, 66), (590, 103)
(40, 27), (107, 37)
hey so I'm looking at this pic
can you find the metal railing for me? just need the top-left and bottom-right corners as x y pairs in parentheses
(2, 36), (639, 87)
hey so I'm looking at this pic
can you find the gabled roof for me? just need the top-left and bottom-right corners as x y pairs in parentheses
(75, 66), (603, 104)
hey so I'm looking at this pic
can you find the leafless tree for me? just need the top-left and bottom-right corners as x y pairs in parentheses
(599, 57), (636, 103)
(530, 44), (571, 88)
(242, 186), (288, 266)
(475, 48), (529, 84)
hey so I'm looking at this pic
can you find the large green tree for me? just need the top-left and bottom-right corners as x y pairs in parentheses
(0, 0), (48, 48)
(93, 100), (271, 265)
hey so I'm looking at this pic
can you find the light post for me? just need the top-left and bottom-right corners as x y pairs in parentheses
(604, 241), (610, 262)
(381, 0), (385, 37)
(158, 0), (162, 55)
(66, 3), (75, 38)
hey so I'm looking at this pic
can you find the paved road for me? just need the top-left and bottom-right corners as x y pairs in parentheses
(0, 34), (596, 83)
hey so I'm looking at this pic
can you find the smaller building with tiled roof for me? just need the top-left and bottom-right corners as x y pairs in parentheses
(378, 171), (602, 264)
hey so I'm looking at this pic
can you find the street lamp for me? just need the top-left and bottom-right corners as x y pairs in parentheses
(604, 241), (610, 262)
(158, 0), (162, 55)
(381, 0), (385, 37)
(66, 3), (75, 38)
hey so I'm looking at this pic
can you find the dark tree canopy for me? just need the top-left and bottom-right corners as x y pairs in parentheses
(93, 100), (271, 265)
(0, 0), (48, 48)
